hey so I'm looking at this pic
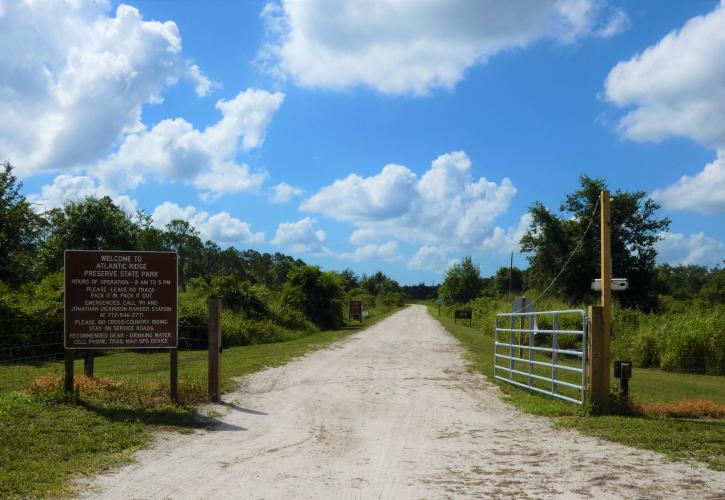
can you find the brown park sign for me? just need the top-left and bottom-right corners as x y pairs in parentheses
(64, 250), (178, 349)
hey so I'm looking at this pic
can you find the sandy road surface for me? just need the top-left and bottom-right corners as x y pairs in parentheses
(82, 305), (725, 499)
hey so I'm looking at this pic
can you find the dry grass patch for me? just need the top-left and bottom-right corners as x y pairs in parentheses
(636, 399), (725, 419)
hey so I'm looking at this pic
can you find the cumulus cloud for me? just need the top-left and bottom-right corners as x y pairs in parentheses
(259, 0), (627, 95)
(481, 213), (533, 254)
(657, 232), (725, 267)
(651, 154), (725, 214)
(268, 182), (304, 204)
(341, 241), (400, 262)
(349, 228), (380, 246)
(271, 217), (331, 256)
(302, 151), (516, 249)
(151, 201), (264, 244)
(97, 89), (283, 193)
(28, 174), (138, 214)
(604, 1), (725, 214)
(408, 246), (458, 274)
(0, 1), (211, 175)
(605, 1), (725, 149)
(594, 7), (630, 38)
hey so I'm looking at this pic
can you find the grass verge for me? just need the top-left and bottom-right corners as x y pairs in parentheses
(0, 306), (404, 499)
(426, 304), (725, 471)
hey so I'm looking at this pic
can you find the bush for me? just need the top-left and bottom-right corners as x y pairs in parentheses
(281, 266), (344, 329)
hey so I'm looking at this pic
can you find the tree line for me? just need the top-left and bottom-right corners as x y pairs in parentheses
(0, 162), (406, 352)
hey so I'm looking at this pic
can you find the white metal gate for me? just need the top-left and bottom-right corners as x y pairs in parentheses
(494, 309), (587, 404)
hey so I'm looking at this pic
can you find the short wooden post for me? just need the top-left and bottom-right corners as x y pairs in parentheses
(208, 297), (222, 403)
(84, 350), (94, 378)
(64, 349), (74, 394)
(587, 305), (609, 411)
(170, 348), (178, 403)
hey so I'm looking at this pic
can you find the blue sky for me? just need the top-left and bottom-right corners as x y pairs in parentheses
(4, 0), (724, 284)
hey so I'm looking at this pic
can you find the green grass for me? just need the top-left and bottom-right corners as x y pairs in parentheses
(427, 303), (725, 470)
(0, 306), (404, 499)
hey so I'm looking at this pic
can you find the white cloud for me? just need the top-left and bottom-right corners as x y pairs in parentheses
(481, 213), (533, 254)
(408, 246), (458, 274)
(0, 1), (211, 175)
(271, 217), (331, 256)
(97, 89), (283, 193)
(268, 182), (304, 204)
(594, 7), (630, 38)
(657, 232), (725, 267)
(151, 201), (264, 244)
(605, 1), (725, 149)
(349, 228), (379, 246)
(302, 151), (516, 249)
(259, 0), (626, 95)
(652, 154), (725, 214)
(341, 241), (400, 262)
(28, 174), (138, 215)
(604, 1), (725, 214)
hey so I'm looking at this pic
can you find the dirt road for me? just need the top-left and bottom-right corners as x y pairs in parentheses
(82, 305), (725, 499)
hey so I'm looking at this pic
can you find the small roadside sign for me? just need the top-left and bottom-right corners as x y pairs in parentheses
(454, 309), (472, 326)
(349, 301), (363, 322)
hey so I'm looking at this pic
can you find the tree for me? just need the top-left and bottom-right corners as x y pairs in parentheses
(493, 266), (524, 296)
(281, 265), (344, 329)
(38, 196), (138, 274)
(520, 176), (670, 310)
(439, 256), (484, 305)
(162, 219), (205, 288)
(0, 162), (42, 284)
(339, 268), (359, 292)
(656, 264), (710, 301)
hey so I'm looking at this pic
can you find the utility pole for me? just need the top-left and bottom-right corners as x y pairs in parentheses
(508, 251), (513, 301)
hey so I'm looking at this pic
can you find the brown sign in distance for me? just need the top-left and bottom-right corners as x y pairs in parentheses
(64, 250), (178, 349)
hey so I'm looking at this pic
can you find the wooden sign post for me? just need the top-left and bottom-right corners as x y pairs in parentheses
(208, 297), (222, 403)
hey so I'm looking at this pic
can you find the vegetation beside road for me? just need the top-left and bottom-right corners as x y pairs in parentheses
(428, 303), (725, 471)
(0, 305), (403, 499)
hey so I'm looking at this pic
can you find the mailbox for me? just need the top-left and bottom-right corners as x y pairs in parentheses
(614, 360), (632, 397)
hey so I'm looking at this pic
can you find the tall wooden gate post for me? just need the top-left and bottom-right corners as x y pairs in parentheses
(587, 305), (609, 410)
(208, 297), (222, 403)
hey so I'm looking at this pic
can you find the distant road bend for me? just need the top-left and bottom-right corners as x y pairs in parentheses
(82, 305), (725, 499)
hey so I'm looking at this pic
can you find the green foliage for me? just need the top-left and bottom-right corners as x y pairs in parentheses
(521, 176), (670, 311)
(440, 256), (484, 305)
(401, 282), (438, 300)
(38, 196), (139, 274)
(0, 162), (42, 284)
(282, 266), (345, 329)
(493, 265), (524, 296)
(612, 305), (725, 375)
(700, 268), (725, 305)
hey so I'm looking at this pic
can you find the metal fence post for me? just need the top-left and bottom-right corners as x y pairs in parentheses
(208, 297), (222, 403)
